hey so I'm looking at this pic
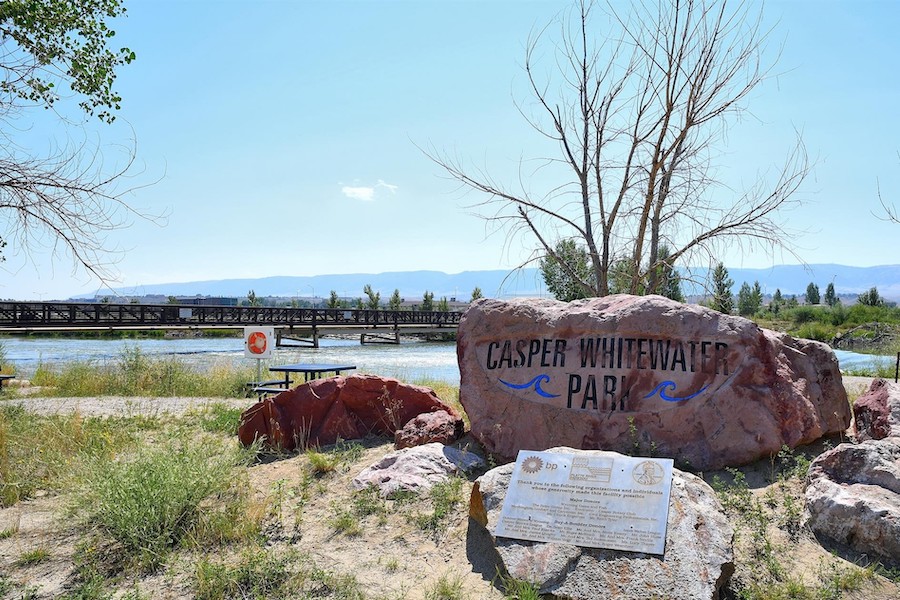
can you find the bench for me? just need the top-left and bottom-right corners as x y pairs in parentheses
(245, 379), (290, 389)
(0, 374), (15, 389)
(245, 379), (290, 398)
(253, 386), (288, 398)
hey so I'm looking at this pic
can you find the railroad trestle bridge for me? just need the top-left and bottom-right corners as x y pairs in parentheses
(0, 302), (462, 347)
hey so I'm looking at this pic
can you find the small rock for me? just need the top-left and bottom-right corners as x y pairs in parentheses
(854, 378), (900, 441)
(470, 447), (734, 600)
(352, 442), (485, 498)
(394, 410), (464, 449)
(806, 437), (900, 565)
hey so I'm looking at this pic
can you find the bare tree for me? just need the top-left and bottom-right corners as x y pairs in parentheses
(428, 0), (809, 296)
(1, 0), (157, 282)
(877, 153), (900, 224)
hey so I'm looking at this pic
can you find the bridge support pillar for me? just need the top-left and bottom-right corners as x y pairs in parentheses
(276, 327), (319, 348)
(360, 330), (400, 345)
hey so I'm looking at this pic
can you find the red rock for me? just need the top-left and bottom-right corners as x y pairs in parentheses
(458, 296), (851, 470)
(853, 378), (900, 441)
(238, 374), (461, 450)
(394, 410), (464, 449)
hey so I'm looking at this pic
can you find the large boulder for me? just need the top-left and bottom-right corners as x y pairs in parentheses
(458, 296), (850, 470)
(805, 437), (900, 565)
(352, 442), (485, 497)
(854, 378), (900, 441)
(238, 374), (460, 450)
(470, 447), (734, 600)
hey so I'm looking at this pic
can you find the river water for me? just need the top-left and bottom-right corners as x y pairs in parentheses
(0, 336), (460, 383)
(0, 337), (895, 384)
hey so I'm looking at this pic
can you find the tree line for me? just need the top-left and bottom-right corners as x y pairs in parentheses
(242, 287), (485, 310)
(708, 262), (889, 317)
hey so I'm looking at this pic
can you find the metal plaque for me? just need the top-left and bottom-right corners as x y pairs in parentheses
(494, 450), (674, 555)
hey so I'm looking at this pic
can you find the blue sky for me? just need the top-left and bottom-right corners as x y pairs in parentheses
(3, 0), (900, 301)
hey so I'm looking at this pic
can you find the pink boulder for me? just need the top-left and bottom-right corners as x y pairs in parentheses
(238, 374), (461, 450)
(394, 410), (464, 449)
(854, 378), (900, 441)
(458, 296), (851, 470)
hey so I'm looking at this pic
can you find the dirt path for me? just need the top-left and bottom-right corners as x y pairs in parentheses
(0, 395), (249, 417)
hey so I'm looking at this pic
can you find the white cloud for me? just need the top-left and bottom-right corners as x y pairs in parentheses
(341, 186), (375, 201)
(376, 179), (398, 194)
(340, 180), (398, 201)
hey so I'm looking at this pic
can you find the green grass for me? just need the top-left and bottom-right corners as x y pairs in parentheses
(29, 347), (256, 398)
(0, 405), (144, 506)
(415, 477), (464, 534)
(17, 547), (50, 566)
(188, 402), (244, 435)
(424, 572), (466, 600)
(305, 440), (365, 475)
(496, 572), (541, 600)
(194, 548), (292, 600)
(74, 435), (254, 569)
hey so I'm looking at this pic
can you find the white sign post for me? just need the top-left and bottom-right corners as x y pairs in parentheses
(495, 450), (674, 555)
(243, 327), (275, 383)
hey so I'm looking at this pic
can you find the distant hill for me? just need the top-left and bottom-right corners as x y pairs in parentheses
(76, 270), (548, 302)
(72, 264), (900, 302)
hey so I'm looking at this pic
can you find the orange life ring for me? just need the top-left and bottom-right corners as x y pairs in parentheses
(247, 331), (268, 354)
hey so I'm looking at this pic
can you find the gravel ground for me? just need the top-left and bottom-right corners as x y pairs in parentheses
(0, 394), (250, 417)
(842, 375), (877, 397)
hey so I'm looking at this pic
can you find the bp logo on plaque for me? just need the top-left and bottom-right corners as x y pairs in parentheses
(495, 450), (674, 555)
(244, 327), (274, 359)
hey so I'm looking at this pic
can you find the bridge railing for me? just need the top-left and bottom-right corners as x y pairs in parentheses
(0, 302), (463, 329)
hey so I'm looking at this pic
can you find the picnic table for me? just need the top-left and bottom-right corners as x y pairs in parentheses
(251, 363), (356, 397)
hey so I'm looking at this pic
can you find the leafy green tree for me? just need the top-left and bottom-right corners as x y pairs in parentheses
(710, 263), (734, 314)
(608, 258), (639, 295)
(388, 289), (402, 311)
(355, 297), (365, 310)
(436, 296), (450, 312)
(770, 288), (783, 313)
(655, 246), (684, 302)
(737, 280), (763, 316)
(246, 290), (260, 307)
(421, 291), (434, 312)
(805, 283), (820, 305)
(0, 0), (151, 277)
(751, 281), (763, 313)
(363, 285), (380, 310)
(167, 296), (178, 305)
(737, 282), (753, 316)
(327, 290), (341, 309)
(785, 294), (799, 309)
(539, 239), (592, 301)
(470, 287), (484, 302)
(824, 283), (838, 307)
(857, 287), (884, 307)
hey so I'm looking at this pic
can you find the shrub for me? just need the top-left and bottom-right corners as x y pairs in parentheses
(795, 322), (835, 343)
(76, 436), (251, 568)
